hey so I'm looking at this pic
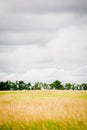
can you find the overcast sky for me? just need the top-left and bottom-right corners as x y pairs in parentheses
(0, 0), (87, 83)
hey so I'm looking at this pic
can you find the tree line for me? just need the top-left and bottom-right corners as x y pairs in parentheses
(0, 80), (87, 90)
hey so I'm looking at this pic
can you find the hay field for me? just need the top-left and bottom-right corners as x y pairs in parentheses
(0, 90), (87, 130)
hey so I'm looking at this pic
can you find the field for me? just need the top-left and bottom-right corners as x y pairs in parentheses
(0, 90), (87, 130)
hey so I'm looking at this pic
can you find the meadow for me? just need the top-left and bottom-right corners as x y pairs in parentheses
(0, 90), (87, 130)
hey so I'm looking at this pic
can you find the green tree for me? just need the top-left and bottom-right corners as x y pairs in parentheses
(50, 80), (64, 90)
(25, 82), (31, 90)
(33, 82), (41, 90)
(64, 83), (72, 90)
(3, 81), (11, 90)
(0, 81), (13, 90)
(81, 83), (87, 90)
(10, 82), (17, 90)
(18, 81), (26, 90)
(0, 81), (5, 90)
(43, 83), (50, 89)
(72, 83), (76, 90)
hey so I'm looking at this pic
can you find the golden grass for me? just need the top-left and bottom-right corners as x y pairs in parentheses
(0, 90), (87, 130)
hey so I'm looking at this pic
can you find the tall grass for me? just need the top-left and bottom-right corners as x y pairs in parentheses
(0, 90), (87, 130)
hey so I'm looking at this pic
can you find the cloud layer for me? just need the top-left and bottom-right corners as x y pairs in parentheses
(0, 0), (87, 83)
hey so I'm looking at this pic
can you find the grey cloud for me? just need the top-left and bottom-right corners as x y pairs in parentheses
(0, 32), (55, 46)
(8, 0), (87, 13)
(0, 64), (13, 73)
(0, 0), (87, 83)
(0, 12), (87, 45)
(0, 45), (16, 52)
(0, 13), (75, 33)
(0, 0), (87, 34)
(80, 68), (87, 76)
(0, 9), (87, 32)
(0, 55), (13, 73)
(70, 66), (87, 83)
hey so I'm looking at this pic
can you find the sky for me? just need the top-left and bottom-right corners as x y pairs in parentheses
(0, 0), (87, 83)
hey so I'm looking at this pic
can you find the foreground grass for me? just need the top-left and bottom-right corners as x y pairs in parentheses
(0, 90), (87, 130)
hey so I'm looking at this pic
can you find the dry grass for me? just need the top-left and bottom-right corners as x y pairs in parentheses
(0, 90), (87, 130)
